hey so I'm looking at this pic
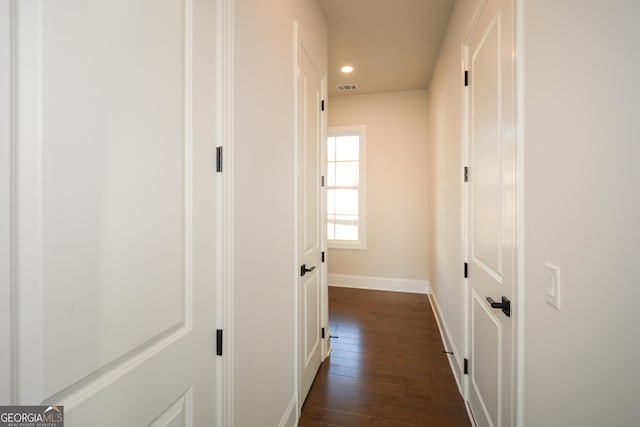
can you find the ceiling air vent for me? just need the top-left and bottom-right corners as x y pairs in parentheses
(337, 83), (358, 91)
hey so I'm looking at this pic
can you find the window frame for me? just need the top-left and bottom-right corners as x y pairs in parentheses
(326, 125), (367, 250)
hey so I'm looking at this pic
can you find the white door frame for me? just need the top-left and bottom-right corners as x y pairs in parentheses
(0, 0), (13, 405)
(514, 0), (525, 425)
(461, 4), (483, 408)
(215, 0), (234, 426)
(293, 21), (302, 417)
(320, 78), (329, 361)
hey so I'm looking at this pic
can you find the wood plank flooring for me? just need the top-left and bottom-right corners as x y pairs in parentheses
(299, 287), (471, 427)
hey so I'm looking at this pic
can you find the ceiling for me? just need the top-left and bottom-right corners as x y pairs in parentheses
(318, 0), (455, 97)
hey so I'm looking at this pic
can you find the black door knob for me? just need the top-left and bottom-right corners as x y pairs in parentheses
(486, 296), (511, 317)
(300, 264), (316, 277)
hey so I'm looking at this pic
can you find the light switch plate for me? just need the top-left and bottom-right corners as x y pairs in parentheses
(544, 262), (561, 310)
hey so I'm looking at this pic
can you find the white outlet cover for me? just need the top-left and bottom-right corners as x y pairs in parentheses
(544, 262), (561, 310)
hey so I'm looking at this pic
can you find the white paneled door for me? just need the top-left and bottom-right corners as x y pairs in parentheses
(464, 0), (516, 426)
(8, 0), (218, 425)
(297, 43), (323, 405)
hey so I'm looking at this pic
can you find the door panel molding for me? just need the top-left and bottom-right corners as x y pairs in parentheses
(149, 387), (193, 427)
(471, 291), (503, 427)
(44, 325), (191, 409)
(303, 271), (320, 368)
(470, 13), (503, 281)
(9, 1), (219, 423)
(13, 0), (197, 404)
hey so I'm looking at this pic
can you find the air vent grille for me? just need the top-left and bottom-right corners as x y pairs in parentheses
(337, 83), (358, 91)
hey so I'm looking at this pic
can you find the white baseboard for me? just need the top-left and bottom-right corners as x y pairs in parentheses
(279, 395), (297, 427)
(328, 274), (431, 294)
(428, 293), (463, 393)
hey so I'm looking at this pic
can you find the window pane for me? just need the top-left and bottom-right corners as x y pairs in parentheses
(327, 137), (336, 161)
(327, 214), (335, 239)
(334, 214), (358, 240)
(327, 128), (365, 246)
(327, 161), (336, 187)
(327, 189), (335, 215)
(335, 135), (359, 161)
(333, 189), (358, 215)
(335, 161), (359, 186)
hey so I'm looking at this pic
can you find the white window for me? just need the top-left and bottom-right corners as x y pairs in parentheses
(327, 126), (367, 249)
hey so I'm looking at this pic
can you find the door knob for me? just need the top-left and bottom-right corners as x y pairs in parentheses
(486, 296), (511, 317)
(300, 264), (316, 277)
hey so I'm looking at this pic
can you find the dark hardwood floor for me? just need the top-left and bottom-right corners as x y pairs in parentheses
(299, 287), (471, 427)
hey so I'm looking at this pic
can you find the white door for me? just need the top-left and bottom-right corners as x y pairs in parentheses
(464, 0), (516, 426)
(297, 44), (323, 404)
(7, 0), (218, 425)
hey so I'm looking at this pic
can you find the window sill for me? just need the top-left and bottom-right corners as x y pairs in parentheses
(328, 240), (367, 250)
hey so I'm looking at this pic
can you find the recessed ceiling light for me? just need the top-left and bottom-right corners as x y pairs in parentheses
(340, 65), (354, 74)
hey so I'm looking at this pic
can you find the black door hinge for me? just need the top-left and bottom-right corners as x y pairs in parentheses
(464, 262), (468, 278)
(216, 329), (223, 356)
(464, 166), (469, 182)
(464, 70), (469, 87)
(321, 99), (325, 111)
(216, 147), (223, 172)
(321, 327), (325, 339)
(464, 358), (469, 374)
(321, 176), (325, 187)
(321, 251), (325, 263)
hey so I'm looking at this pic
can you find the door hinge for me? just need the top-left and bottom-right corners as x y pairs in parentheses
(464, 358), (469, 375)
(216, 147), (223, 172)
(464, 70), (469, 87)
(216, 329), (223, 356)
(321, 251), (325, 263)
(321, 175), (325, 187)
(321, 327), (325, 339)
(321, 99), (325, 111)
(464, 262), (468, 278)
(464, 166), (469, 182)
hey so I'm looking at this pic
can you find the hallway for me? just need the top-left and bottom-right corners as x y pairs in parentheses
(299, 287), (470, 426)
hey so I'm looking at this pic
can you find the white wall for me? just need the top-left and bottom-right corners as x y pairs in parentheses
(521, 0), (640, 425)
(232, 0), (326, 425)
(327, 90), (430, 283)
